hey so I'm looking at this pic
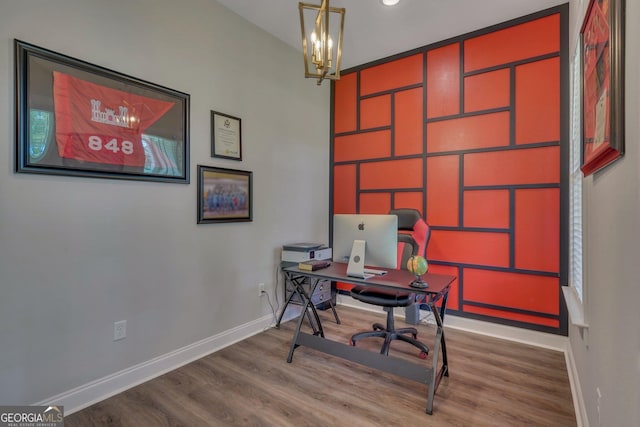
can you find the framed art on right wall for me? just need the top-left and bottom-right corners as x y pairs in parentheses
(580, 0), (625, 176)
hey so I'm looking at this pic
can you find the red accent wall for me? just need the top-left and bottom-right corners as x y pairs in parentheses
(331, 7), (567, 334)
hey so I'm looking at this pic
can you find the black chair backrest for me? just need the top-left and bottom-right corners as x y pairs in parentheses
(397, 234), (418, 270)
(390, 208), (422, 231)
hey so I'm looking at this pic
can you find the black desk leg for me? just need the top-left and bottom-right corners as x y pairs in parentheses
(299, 277), (324, 336)
(425, 301), (448, 415)
(436, 293), (449, 376)
(275, 284), (298, 328)
(277, 275), (319, 332)
(286, 275), (325, 363)
(277, 275), (341, 327)
(328, 293), (341, 325)
(330, 303), (341, 325)
(287, 298), (309, 363)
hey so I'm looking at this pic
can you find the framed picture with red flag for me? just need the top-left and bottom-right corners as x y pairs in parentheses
(580, 0), (625, 176)
(15, 39), (190, 183)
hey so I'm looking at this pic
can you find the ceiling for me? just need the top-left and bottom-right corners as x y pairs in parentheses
(216, 0), (567, 70)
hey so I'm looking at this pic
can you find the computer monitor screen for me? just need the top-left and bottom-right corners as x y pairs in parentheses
(332, 214), (398, 269)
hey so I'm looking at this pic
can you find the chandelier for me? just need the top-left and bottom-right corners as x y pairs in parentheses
(299, 0), (345, 85)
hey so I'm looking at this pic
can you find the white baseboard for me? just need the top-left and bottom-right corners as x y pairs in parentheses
(337, 294), (386, 314)
(565, 342), (588, 427)
(442, 314), (568, 352)
(338, 294), (566, 351)
(36, 314), (274, 415)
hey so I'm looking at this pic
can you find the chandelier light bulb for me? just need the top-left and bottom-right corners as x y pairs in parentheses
(299, 0), (345, 84)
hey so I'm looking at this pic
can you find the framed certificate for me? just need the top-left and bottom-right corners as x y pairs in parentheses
(15, 39), (190, 183)
(211, 110), (242, 161)
(580, 0), (625, 175)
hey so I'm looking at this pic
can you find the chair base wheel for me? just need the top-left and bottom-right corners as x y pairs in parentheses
(372, 323), (385, 331)
(419, 351), (428, 359)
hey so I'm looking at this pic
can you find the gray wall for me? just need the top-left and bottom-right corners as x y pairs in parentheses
(0, 0), (330, 405)
(568, 1), (640, 426)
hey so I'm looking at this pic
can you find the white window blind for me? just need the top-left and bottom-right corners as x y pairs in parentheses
(569, 43), (584, 302)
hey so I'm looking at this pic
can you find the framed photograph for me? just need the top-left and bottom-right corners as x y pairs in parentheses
(211, 110), (242, 161)
(15, 39), (190, 183)
(197, 165), (252, 224)
(580, 0), (625, 176)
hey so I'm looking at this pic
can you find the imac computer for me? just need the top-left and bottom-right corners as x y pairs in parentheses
(332, 214), (398, 278)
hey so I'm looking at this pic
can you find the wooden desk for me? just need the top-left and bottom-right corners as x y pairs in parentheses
(281, 262), (455, 415)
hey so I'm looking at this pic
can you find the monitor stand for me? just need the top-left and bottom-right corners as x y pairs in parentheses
(346, 240), (367, 279)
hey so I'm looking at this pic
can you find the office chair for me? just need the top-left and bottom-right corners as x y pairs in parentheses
(349, 208), (431, 358)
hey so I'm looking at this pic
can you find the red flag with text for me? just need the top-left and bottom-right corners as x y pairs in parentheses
(53, 71), (175, 167)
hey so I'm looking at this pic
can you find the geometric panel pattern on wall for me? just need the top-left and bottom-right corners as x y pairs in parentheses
(331, 6), (568, 335)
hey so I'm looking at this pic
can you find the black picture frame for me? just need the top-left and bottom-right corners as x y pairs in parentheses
(197, 165), (253, 224)
(15, 39), (190, 183)
(211, 110), (242, 161)
(580, 0), (625, 175)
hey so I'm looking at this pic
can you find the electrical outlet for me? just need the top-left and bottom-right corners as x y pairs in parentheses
(258, 282), (266, 296)
(113, 320), (127, 341)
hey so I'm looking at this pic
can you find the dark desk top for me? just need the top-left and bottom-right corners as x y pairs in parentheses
(283, 262), (455, 296)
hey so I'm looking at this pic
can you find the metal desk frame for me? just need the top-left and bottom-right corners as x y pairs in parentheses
(275, 270), (340, 328)
(281, 262), (455, 415)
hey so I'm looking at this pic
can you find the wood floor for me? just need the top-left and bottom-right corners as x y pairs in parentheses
(66, 306), (576, 426)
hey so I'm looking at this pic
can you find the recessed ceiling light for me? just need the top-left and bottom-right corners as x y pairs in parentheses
(381, 0), (400, 6)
